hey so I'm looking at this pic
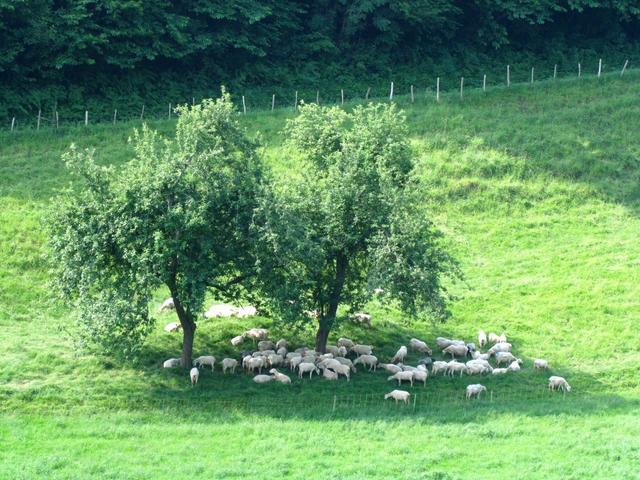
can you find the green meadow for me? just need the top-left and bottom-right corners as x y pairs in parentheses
(1, 73), (639, 479)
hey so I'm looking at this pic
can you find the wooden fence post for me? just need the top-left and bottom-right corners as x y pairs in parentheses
(113, 109), (117, 125)
(598, 58), (602, 77)
(316, 90), (320, 104)
(11, 117), (15, 132)
(578, 63), (581, 78)
(410, 85), (414, 103)
(168, 103), (172, 120)
(507, 65), (511, 86)
(483, 74), (486, 92)
(37, 109), (41, 130)
(55, 111), (59, 129)
(341, 89), (344, 106)
(436, 77), (440, 102)
(140, 104), (145, 121)
(294, 90), (298, 111)
(460, 77), (464, 99)
(621, 59), (629, 76)
(271, 94), (275, 111)
(242, 95), (247, 114)
(84, 110), (88, 127)
(554, 64), (558, 79)
(389, 81), (394, 101)
(365, 87), (371, 100)
(531, 67), (534, 84)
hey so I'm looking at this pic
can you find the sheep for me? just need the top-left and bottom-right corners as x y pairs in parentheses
(534, 359), (549, 370)
(384, 390), (410, 404)
(298, 362), (319, 379)
(497, 333), (507, 343)
(159, 297), (175, 312)
(391, 346), (408, 363)
(253, 374), (273, 384)
(231, 335), (245, 346)
(466, 359), (492, 370)
(323, 368), (338, 380)
(387, 371), (414, 386)
(417, 364), (427, 371)
(246, 357), (264, 374)
(276, 347), (287, 358)
(190, 367), (199, 386)
(285, 352), (300, 360)
(267, 354), (284, 368)
(494, 352), (518, 366)
(334, 357), (357, 373)
(320, 358), (342, 370)
(446, 361), (468, 377)
(443, 344), (468, 359)
(400, 365), (417, 372)
(491, 368), (509, 375)
(325, 345), (340, 356)
(204, 304), (236, 318)
(373, 287), (385, 295)
(471, 351), (491, 361)
(432, 361), (449, 375)
(294, 347), (309, 354)
(258, 340), (276, 351)
(329, 363), (351, 381)
(466, 384), (486, 399)
(417, 357), (433, 368)
(269, 369), (291, 385)
(478, 329), (487, 347)
(336, 346), (347, 357)
(466, 343), (476, 356)
(488, 343), (513, 355)
(351, 312), (371, 326)
(467, 362), (493, 375)
(436, 337), (465, 350)
(163, 358), (181, 368)
(222, 358), (238, 374)
(318, 353), (334, 362)
(548, 376), (571, 392)
(353, 354), (378, 371)
(164, 322), (181, 333)
(488, 332), (500, 344)
(409, 338), (432, 355)
(289, 356), (304, 371)
(507, 360), (522, 372)
(245, 328), (269, 343)
(379, 363), (403, 374)
(412, 369), (428, 386)
(275, 339), (288, 351)
(236, 306), (257, 318)
(338, 338), (355, 349)
(350, 344), (373, 356)
(193, 355), (215, 371)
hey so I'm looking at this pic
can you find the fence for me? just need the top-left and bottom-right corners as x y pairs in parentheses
(2, 58), (634, 133)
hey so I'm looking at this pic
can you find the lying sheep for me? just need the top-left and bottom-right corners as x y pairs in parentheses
(231, 335), (245, 346)
(548, 376), (571, 392)
(164, 322), (181, 333)
(534, 359), (549, 370)
(478, 329), (487, 347)
(379, 363), (403, 374)
(412, 369), (428, 386)
(204, 304), (236, 318)
(384, 390), (410, 404)
(446, 361), (468, 377)
(159, 297), (175, 312)
(491, 367), (509, 375)
(338, 338), (355, 349)
(253, 374), (273, 384)
(409, 338), (432, 355)
(391, 346), (408, 363)
(353, 354), (378, 371)
(298, 362), (319, 379)
(222, 358), (238, 374)
(466, 384), (486, 399)
(323, 368), (338, 380)
(190, 367), (199, 386)
(193, 355), (215, 371)
(350, 344), (373, 356)
(443, 344), (468, 359)
(163, 358), (181, 368)
(269, 369), (291, 384)
(258, 340), (276, 352)
(432, 361), (449, 375)
(236, 306), (257, 318)
(387, 370), (414, 386)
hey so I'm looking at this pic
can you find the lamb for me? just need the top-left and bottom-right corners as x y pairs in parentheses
(409, 338), (432, 355)
(329, 363), (351, 381)
(159, 297), (175, 312)
(231, 335), (245, 346)
(391, 346), (408, 363)
(221, 358), (238, 374)
(379, 363), (403, 374)
(338, 338), (355, 349)
(353, 354), (378, 371)
(491, 368), (509, 375)
(275, 339), (288, 351)
(432, 361), (449, 375)
(443, 344), (468, 359)
(246, 356), (264, 374)
(269, 369), (292, 384)
(384, 390), (410, 404)
(190, 367), (199, 386)
(478, 329), (487, 347)
(163, 358), (181, 368)
(446, 361), (468, 377)
(387, 370), (414, 386)
(253, 374), (273, 384)
(164, 322), (181, 333)
(412, 369), (428, 386)
(193, 355), (215, 371)
(494, 352), (518, 366)
(323, 368), (338, 380)
(534, 359), (549, 370)
(465, 384), (486, 399)
(350, 344), (374, 356)
(298, 362), (320, 379)
(507, 360), (522, 372)
(548, 376), (571, 392)
(258, 340), (276, 351)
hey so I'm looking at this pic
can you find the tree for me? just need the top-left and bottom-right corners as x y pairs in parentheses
(46, 92), (264, 365)
(253, 102), (461, 352)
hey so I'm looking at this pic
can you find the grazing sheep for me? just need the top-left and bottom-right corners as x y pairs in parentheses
(412, 369), (428, 386)
(222, 358), (238, 374)
(548, 376), (571, 392)
(163, 358), (181, 368)
(267, 354), (284, 368)
(467, 362), (493, 375)
(319, 353), (334, 362)
(164, 322), (181, 333)
(488, 343), (513, 355)
(491, 368), (509, 375)
(258, 340), (276, 351)
(231, 335), (245, 346)
(488, 332), (499, 344)
(246, 357), (264, 374)
(334, 357), (357, 373)
(409, 338), (432, 355)
(507, 360), (522, 372)
(193, 355), (215, 371)
(190, 367), (199, 386)
(245, 328), (269, 343)
(497, 333), (507, 343)
(325, 345), (339, 356)
(269, 369), (292, 384)
(400, 364), (417, 372)
(384, 390), (410, 404)
(391, 346), (408, 363)
(159, 297), (175, 312)
(277, 347), (287, 357)
(351, 312), (372, 326)
(432, 361), (449, 375)
(320, 358), (342, 370)
(436, 337), (465, 350)
(387, 371), (414, 386)
(494, 352), (518, 366)
(353, 354), (378, 371)
(294, 347), (309, 354)
(350, 344), (374, 356)
(323, 368), (338, 380)
(417, 357), (433, 368)
(338, 338), (355, 349)
(465, 384), (486, 399)
(443, 344), (468, 359)
(253, 374), (273, 384)
(471, 351), (491, 361)
(289, 356), (304, 371)
(534, 359), (549, 370)
(466, 343), (476, 356)
(446, 361), (468, 377)
(478, 330), (487, 347)
(329, 363), (351, 381)
(298, 362), (320, 379)
(285, 352), (300, 360)
(379, 363), (403, 374)
(275, 339), (288, 351)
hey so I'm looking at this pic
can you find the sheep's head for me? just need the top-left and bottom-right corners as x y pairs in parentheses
(269, 368), (277, 374)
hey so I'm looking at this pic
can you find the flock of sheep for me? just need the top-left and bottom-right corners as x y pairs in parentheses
(161, 300), (572, 403)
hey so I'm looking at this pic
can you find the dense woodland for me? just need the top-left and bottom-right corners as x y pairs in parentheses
(1, 1), (639, 119)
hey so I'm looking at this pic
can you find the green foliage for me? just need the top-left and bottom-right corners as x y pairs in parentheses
(45, 92), (264, 360)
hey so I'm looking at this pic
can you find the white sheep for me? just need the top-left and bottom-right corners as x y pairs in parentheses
(325, 345), (339, 356)
(334, 357), (357, 373)
(159, 297), (175, 312)
(350, 344), (373, 356)
(494, 352), (518, 366)
(534, 359), (549, 370)
(488, 332), (499, 344)
(436, 337), (453, 349)
(338, 338), (355, 349)
(491, 368), (509, 375)
(275, 339), (288, 351)
(298, 362), (319, 379)
(258, 340), (276, 351)
(432, 361), (449, 375)
(412, 369), (428, 386)
(190, 367), (199, 386)
(277, 347), (287, 357)
(204, 304), (236, 318)
(379, 363), (403, 374)
(269, 369), (291, 384)
(478, 329), (487, 347)
(400, 365), (417, 372)
(471, 351), (491, 361)
(164, 322), (181, 333)
(253, 374), (273, 384)
(323, 368), (338, 380)
(446, 361), (468, 377)
(351, 312), (371, 326)
(221, 358), (238, 374)
(193, 355), (215, 371)
(488, 342), (512, 355)
(267, 354), (284, 367)
(384, 390), (410, 404)
(231, 335), (245, 346)
(353, 354), (378, 371)
(467, 362), (493, 375)
(163, 358), (181, 368)
(329, 363), (351, 381)
(289, 356), (304, 371)
(246, 356), (264, 374)
(465, 384), (486, 399)
(507, 360), (522, 372)
(388, 370), (414, 386)
(409, 338), (432, 355)
(318, 353), (334, 362)
(497, 333), (507, 343)
(236, 305), (257, 318)
(245, 328), (269, 343)
(443, 344), (468, 358)
(548, 376), (571, 392)
(391, 346), (408, 363)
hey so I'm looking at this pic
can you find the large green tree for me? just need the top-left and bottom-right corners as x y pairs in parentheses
(47, 92), (264, 365)
(253, 102), (461, 352)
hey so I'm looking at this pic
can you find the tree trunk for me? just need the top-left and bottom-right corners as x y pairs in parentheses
(170, 289), (197, 367)
(315, 324), (331, 353)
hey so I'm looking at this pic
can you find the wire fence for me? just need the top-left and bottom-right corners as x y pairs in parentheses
(2, 58), (635, 134)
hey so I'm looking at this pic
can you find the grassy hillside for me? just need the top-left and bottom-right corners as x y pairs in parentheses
(1, 72), (639, 479)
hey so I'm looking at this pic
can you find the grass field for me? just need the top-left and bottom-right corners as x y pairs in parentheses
(1, 72), (639, 479)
